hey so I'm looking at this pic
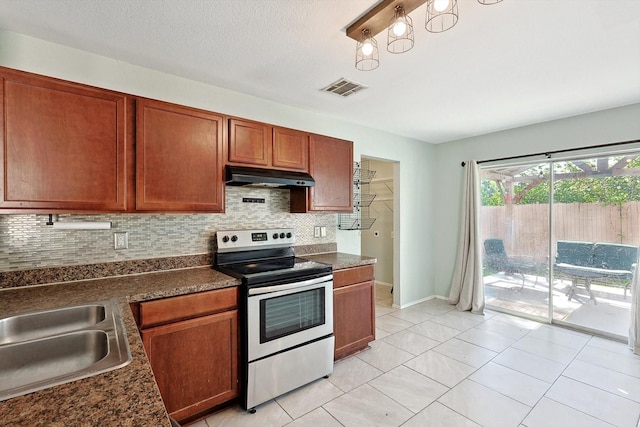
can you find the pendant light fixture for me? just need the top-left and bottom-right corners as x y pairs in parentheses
(426, 0), (459, 33)
(355, 29), (380, 71)
(387, 5), (414, 54)
(346, 0), (502, 71)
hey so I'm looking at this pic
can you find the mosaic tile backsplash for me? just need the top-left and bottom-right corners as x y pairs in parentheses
(0, 187), (337, 272)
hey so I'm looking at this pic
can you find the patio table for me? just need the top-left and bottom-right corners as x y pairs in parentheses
(554, 263), (631, 305)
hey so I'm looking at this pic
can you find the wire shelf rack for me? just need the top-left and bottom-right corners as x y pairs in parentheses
(338, 160), (377, 230)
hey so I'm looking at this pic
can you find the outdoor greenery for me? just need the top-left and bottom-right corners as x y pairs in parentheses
(482, 157), (640, 206)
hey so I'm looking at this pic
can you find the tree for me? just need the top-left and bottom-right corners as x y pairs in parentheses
(481, 156), (640, 206)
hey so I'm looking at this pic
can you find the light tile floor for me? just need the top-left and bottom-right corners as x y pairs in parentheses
(190, 283), (640, 427)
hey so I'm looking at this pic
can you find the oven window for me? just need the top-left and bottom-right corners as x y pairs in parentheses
(260, 287), (325, 343)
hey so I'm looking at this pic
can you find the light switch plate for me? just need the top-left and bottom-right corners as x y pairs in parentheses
(314, 226), (321, 238)
(320, 226), (327, 237)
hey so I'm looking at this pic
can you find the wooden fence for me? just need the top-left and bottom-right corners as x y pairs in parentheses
(481, 202), (640, 261)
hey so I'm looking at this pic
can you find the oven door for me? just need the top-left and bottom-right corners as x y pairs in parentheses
(247, 274), (333, 362)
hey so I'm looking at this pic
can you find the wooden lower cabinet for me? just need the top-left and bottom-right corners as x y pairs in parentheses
(333, 265), (375, 360)
(137, 289), (239, 423)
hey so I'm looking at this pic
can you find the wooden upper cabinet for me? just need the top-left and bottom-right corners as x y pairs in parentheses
(0, 68), (129, 211)
(272, 127), (309, 171)
(228, 118), (271, 167)
(0, 66), (352, 215)
(136, 99), (224, 212)
(291, 134), (353, 212)
(227, 118), (309, 172)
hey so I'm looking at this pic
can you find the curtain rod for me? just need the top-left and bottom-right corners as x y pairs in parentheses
(460, 138), (640, 167)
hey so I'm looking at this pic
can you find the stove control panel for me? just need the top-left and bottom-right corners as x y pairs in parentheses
(216, 228), (295, 253)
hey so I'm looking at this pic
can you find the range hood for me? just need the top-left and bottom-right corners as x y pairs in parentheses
(225, 165), (315, 188)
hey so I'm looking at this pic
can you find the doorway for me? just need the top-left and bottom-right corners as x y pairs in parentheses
(361, 157), (397, 308)
(480, 153), (640, 339)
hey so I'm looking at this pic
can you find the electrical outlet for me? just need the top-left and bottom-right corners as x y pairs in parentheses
(314, 226), (321, 238)
(320, 226), (327, 237)
(114, 232), (129, 250)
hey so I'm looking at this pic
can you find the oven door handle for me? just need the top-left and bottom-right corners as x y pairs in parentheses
(247, 274), (333, 296)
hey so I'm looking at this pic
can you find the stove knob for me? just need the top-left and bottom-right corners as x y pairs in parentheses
(286, 232), (292, 238)
(231, 235), (238, 242)
(272, 233), (279, 239)
(279, 232), (285, 239)
(222, 235), (229, 243)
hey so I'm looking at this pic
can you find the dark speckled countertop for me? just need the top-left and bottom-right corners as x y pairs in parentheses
(0, 267), (238, 427)
(0, 252), (373, 426)
(303, 252), (376, 270)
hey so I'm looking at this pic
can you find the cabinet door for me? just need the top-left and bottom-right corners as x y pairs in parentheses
(0, 69), (128, 211)
(333, 280), (375, 360)
(291, 134), (353, 212)
(142, 310), (238, 423)
(272, 127), (309, 171)
(136, 99), (224, 212)
(228, 118), (271, 167)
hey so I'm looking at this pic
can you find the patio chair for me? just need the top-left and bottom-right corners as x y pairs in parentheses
(484, 238), (539, 289)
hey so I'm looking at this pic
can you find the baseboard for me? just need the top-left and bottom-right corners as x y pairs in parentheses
(375, 280), (393, 287)
(396, 294), (449, 309)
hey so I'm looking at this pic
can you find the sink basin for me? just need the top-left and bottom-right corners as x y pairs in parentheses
(0, 299), (132, 401)
(1, 331), (109, 391)
(0, 304), (106, 345)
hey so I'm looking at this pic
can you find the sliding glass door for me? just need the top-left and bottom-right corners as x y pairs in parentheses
(480, 162), (551, 321)
(480, 153), (640, 339)
(551, 156), (639, 337)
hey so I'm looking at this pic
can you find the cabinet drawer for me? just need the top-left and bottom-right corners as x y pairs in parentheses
(139, 287), (238, 328)
(333, 265), (374, 289)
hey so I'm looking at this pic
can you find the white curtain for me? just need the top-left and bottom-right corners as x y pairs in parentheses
(448, 160), (485, 314)
(630, 262), (640, 354)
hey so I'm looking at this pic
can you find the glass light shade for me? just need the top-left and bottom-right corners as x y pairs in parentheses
(355, 30), (379, 71)
(426, 0), (458, 33)
(478, 0), (503, 4)
(387, 6), (414, 54)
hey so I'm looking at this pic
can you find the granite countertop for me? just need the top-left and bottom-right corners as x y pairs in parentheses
(0, 267), (239, 427)
(0, 252), (373, 426)
(303, 252), (376, 270)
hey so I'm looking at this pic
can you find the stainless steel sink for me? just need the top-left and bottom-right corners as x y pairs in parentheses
(0, 304), (106, 345)
(0, 299), (132, 401)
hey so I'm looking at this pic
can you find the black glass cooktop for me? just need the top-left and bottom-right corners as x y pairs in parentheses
(215, 256), (331, 286)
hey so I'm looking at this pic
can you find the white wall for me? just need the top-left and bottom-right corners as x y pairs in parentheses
(348, 139), (435, 307)
(0, 30), (436, 307)
(433, 103), (640, 296)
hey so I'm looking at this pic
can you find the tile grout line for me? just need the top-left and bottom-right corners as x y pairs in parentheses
(199, 297), (640, 426)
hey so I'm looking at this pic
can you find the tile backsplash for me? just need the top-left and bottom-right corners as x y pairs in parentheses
(0, 187), (337, 272)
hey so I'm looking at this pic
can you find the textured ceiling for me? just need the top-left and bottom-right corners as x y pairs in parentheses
(0, 0), (639, 143)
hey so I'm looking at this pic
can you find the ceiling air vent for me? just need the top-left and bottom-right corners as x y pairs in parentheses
(321, 78), (367, 98)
